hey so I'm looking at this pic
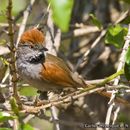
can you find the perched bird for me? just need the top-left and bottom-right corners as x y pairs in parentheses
(16, 28), (86, 93)
(16, 28), (130, 107)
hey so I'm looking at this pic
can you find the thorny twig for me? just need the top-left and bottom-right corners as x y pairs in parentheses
(22, 87), (106, 113)
(22, 83), (129, 114)
(7, 0), (19, 129)
(105, 24), (130, 130)
(62, 26), (100, 40)
(7, 0), (18, 99)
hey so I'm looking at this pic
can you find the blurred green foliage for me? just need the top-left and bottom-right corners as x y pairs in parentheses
(105, 24), (128, 48)
(21, 124), (34, 130)
(120, 0), (130, 4)
(19, 86), (38, 97)
(49, 0), (74, 32)
(0, 111), (17, 122)
(10, 97), (20, 116)
(118, 112), (130, 124)
(0, 0), (26, 22)
(0, 128), (12, 130)
(89, 14), (102, 29)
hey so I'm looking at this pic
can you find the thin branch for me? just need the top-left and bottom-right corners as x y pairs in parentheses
(74, 29), (106, 71)
(1, 67), (10, 84)
(105, 24), (130, 130)
(63, 10), (128, 40)
(13, 119), (19, 130)
(7, 0), (18, 98)
(45, 10), (56, 55)
(54, 29), (61, 52)
(22, 87), (105, 113)
(7, 1), (20, 130)
(16, 0), (36, 47)
(21, 69), (125, 113)
(45, 9), (60, 130)
(62, 26), (100, 40)
(112, 106), (120, 125)
(74, 10), (129, 71)
(22, 83), (129, 114)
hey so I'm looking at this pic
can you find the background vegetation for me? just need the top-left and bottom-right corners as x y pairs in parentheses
(0, 0), (130, 130)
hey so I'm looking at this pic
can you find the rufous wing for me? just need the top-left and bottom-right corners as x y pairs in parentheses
(40, 54), (79, 88)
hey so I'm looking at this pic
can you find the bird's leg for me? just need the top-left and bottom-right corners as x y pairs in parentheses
(34, 91), (49, 106)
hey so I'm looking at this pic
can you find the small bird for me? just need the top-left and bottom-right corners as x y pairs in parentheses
(16, 28), (130, 107)
(16, 28), (86, 93)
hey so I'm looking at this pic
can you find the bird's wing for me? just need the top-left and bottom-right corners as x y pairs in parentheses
(40, 53), (77, 88)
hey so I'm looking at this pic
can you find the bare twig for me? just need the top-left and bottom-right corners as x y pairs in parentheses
(114, 10), (129, 24)
(7, 0), (18, 99)
(62, 26), (100, 40)
(16, 0), (36, 47)
(22, 87), (105, 113)
(54, 29), (61, 52)
(112, 105), (120, 125)
(21, 69), (125, 113)
(74, 10), (129, 71)
(22, 82), (129, 114)
(1, 67), (10, 84)
(13, 119), (19, 130)
(105, 24), (130, 130)
(45, 10), (56, 55)
(45, 9), (60, 130)
(74, 29), (106, 71)
(7, 1), (20, 130)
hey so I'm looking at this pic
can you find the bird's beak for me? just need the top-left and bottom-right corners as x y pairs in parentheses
(42, 47), (48, 51)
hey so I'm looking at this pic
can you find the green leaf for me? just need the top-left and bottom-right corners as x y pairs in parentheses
(49, 0), (74, 32)
(89, 14), (102, 29)
(22, 124), (34, 130)
(0, 128), (12, 130)
(0, 112), (16, 122)
(10, 97), (19, 116)
(105, 24), (128, 48)
(19, 86), (38, 97)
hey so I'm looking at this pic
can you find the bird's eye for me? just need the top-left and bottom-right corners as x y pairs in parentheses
(29, 45), (34, 49)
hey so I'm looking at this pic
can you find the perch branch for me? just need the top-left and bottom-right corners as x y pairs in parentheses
(21, 69), (125, 113)
(7, 0), (18, 98)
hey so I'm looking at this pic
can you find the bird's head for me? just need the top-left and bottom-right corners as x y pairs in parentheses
(17, 28), (48, 64)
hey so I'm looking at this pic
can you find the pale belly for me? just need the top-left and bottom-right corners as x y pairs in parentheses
(16, 59), (63, 92)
